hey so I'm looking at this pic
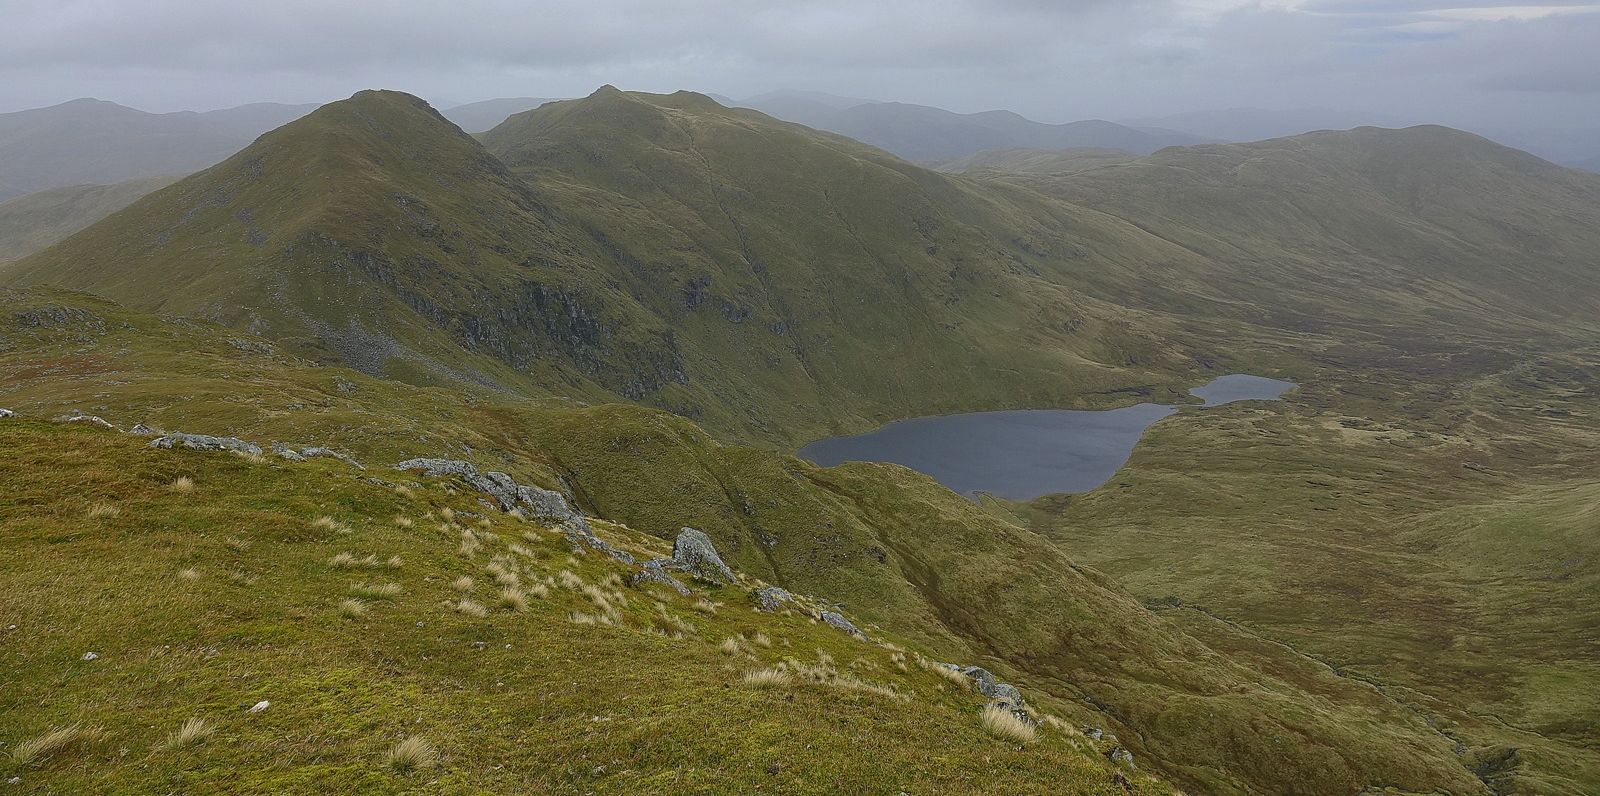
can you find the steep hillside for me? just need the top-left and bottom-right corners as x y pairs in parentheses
(0, 286), (1497, 795)
(6, 88), (1223, 444)
(0, 176), (179, 262)
(0, 99), (313, 200)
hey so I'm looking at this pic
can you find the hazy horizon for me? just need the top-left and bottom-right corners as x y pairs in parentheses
(2, 0), (1596, 135)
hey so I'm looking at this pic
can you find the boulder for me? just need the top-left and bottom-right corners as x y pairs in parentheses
(669, 527), (735, 584)
(819, 610), (867, 640)
(300, 446), (365, 470)
(1107, 746), (1134, 767)
(0, 408), (14, 419)
(58, 413), (115, 430)
(149, 432), (261, 456)
(630, 559), (690, 596)
(751, 585), (793, 612)
(129, 423), (162, 436)
(271, 442), (306, 462)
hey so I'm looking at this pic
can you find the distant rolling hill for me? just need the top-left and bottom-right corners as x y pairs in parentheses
(0, 175), (179, 261)
(0, 98), (316, 201)
(440, 96), (560, 133)
(735, 91), (1208, 161)
(928, 147), (1140, 175)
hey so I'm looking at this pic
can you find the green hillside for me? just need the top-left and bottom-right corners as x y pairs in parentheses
(5, 87), (1600, 794)
(0, 287), (1497, 795)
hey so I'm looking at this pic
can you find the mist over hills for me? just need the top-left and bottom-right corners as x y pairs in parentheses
(439, 96), (560, 133)
(4, 86), (1600, 793)
(0, 98), (316, 201)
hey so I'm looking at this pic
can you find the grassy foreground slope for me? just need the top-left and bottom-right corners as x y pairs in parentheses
(0, 287), (1492, 795)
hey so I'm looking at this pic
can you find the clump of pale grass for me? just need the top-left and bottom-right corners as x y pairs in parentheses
(718, 637), (741, 656)
(451, 576), (475, 592)
(228, 570), (259, 586)
(311, 516), (337, 531)
(178, 567), (200, 581)
(350, 583), (402, 600)
(690, 599), (719, 615)
(486, 561), (519, 588)
(919, 658), (974, 690)
(497, 587), (529, 612)
(507, 507), (527, 521)
(599, 572), (624, 589)
(384, 735), (438, 774)
(393, 515), (415, 529)
(980, 704), (1038, 744)
(507, 543), (533, 558)
(224, 536), (251, 552)
(169, 476), (196, 494)
(8, 725), (103, 767)
(525, 582), (550, 599)
(582, 585), (614, 613)
(161, 717), (215, 750)
(453, 599), (489, 618)
(741, 668), (793, 689)
(385, 555), (403, 569)
(439, 507), (455, 522)
(394, 484), (416, 499)
(233, 450), (266, 465)
(751, 632), (772, 648)
(568, 610), (614, 626)
(457, 529), (480, 558)
(86, 503), (121, 519)
(778, 655), (906, 701)
(557, 570), (584, 590)
(336, 599), (368, 618)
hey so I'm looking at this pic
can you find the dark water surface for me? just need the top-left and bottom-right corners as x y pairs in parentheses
(798, 374), (1295, 500)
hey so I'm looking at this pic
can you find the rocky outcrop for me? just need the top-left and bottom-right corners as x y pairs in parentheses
(820, 610), (868, 640)
(394, 457), (631, 563)
(630, 559), (690, 596)
(668, 527), (736, 584)
(57, 412), (115, 430)
(271, 442), (306, 462)
(148, 432), (262, 456)
(298, 446), (365, 469)
(1107, 746), (1134, 767)
(751, 585), (794, 612)
(129, 423), (162, 436)
(0, 409), (14, 419)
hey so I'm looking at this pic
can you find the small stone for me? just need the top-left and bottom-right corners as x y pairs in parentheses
(766, 763), (781, 775)
(0, 408), (15, 419)
(81, 651), (99, 661)
(7, 776), (21, 785)
(473, 641), (488, 650)
(248, 700), (270, 713)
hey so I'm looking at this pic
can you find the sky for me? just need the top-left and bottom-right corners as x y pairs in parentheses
(0, 0), (1596, 137)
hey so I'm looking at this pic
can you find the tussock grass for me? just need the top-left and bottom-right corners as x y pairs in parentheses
(486, 562), (519, 587)
(719, 637), (741, 655)
(582, 584), (614, 613)
(224, 536), (251, 552)
(451, 575), (475, 592)
(557, 570), (584, 590)
(439, 507), (455, 522)
(778, 655), (906, 701)
(228, 570), (259, 586)
(178, 567), (200, 581)
(497, 587), (528, 612)
(384, 735), (438, 774)
(161, 717), (215, 750)
(507, 543), (533, 558)
(233, 450), (266, 465)
(457, 529), (480, 557)
(600, 572), (624, 589)
(336, 599), (368, 618)
(393, 515), (414, 529)
(86, 502), (121, 519)
(350, 583), (402, 600)
(169, 476), (196, 493)
(920, 658), (972, 689)
(690, 599), (719, 615)
(385, 555), (403, 569)
(980, 704), (1038, 744)
(8, 725), (102, 767)
(741, 668), (794, 688)
(526, 582), (550, 599)
(453, 599), (488, 618)
(751, 632), (772, 648)
(568, 610), (614, 626)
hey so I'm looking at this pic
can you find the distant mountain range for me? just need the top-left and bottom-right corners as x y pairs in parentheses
(0, 99), (316, 201)
(731, 90), (1208, 160)
(439, 96), (560, 133)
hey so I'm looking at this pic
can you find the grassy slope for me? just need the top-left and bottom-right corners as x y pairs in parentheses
(928, 147), (1141, 175)
(0, 287), (1492, 795)
(0, 176), (179, 262)
(1, 417), (1173, 795)
(1029, 347), (1600, 794)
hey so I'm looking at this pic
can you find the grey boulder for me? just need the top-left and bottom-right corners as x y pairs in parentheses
(751, 585), (793, 612)
(630, 559), (691, 596)
(149, 432), (262, 456)
(819, 610), (868, 640)
(669, 527), (735, 584)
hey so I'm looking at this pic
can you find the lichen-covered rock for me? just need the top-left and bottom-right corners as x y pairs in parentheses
(395, 457), (479, 479)
(1107, 746), (1134, 767)
(1083, 727), (1105, 741)
(751, 585), (793, 612)
(669, 527), (735, 584)
(149, 432), (261, 455)
(0, 408), (15, 419)
(129, 423), (161, 436)
(630, 559), (690, 596)
(271, 442), (306, 461)
(959, 666), (1026, 710)
(58, 413), (115, 430)
(300, 447), (365, 470)
(820, 610), (867, 640)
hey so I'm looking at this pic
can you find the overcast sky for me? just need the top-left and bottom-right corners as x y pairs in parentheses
(1, 0), (1595, 134)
